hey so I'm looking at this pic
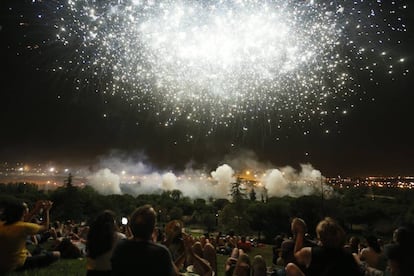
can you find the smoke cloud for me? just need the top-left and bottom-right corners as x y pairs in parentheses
(84, 150), (332, 199)
(87, 168), (122, 195)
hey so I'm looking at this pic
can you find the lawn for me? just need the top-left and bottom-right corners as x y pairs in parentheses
(7, 244), (276, 276)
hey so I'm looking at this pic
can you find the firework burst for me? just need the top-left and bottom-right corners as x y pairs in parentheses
(50, 0), (408, 135)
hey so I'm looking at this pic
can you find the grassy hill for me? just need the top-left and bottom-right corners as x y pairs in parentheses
(7, 244), (276, 276)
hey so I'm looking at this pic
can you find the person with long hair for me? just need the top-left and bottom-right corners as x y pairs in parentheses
(86, 210), (126, 276)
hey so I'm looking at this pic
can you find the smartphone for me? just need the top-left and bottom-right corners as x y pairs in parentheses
(121, 217), (128, 225)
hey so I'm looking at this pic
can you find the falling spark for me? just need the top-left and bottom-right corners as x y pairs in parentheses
(22, 0), (409, 135)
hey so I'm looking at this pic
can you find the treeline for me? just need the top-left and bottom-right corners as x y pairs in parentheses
(1, 182), (413, 243)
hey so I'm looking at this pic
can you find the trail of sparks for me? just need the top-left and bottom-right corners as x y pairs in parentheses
(49, 0), (408, 135)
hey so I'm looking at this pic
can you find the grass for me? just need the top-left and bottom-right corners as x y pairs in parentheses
(7, 244), (276, 276)
(7, 258), (87, 276)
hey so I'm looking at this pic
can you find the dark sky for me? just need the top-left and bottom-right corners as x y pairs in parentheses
(1, 0), (413, 177)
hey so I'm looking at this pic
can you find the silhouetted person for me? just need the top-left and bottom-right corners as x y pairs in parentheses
(285, 217), (361, 276)
(111, 204), (177, 275)
(86, 210), (126, 275)
(384, 226), (414, 276)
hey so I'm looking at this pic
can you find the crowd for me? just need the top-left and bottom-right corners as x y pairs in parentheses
(1, 197), (413, 276)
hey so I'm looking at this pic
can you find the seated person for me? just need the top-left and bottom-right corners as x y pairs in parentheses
(225, 248), (251, 276)
(0, 199), (60, 274)
(237, 236), (252, 252)
(111, 204), (177, 275)
(285, 217), (361, 276)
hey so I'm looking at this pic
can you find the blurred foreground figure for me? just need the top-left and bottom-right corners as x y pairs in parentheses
(384, 226), (414, 276)
(86, 209), (126, 276)
(111, 204), (177, 276)
(285, 217), (361, 276)
(0, 198), (60, 273)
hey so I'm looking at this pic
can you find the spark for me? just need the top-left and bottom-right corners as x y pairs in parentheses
(38, 0), (409, 135)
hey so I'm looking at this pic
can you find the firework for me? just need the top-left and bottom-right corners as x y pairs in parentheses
(49, 0), (408, 134)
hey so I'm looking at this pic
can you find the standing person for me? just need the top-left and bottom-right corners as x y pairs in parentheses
(0, 198), (60, 274)
(111, 204), (178, 276)
(86, 210), (126, 276)
(285, 217), (361, 276)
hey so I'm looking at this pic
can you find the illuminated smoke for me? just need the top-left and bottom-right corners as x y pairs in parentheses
(87, 168), (122, 195)
(85, 152), (332, 199)
(162, 172), (177, 190)
(262, 164), (331, 198)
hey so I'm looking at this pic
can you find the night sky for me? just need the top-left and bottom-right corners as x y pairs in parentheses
(1, 0), (413, 177)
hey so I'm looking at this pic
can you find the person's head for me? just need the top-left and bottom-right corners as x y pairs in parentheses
(349, 236), (360, 246)
(252, 255), (267, 276)
(86, 209), (118, 259)
(2, 199), (26, 225)
(165, 219), (184, 243)
(91, 210), (117, 232)
(280, 239), (295, 264)
(233, 251), (251, 276)
(274, 234), (284, 248)
(393, 226), (413, 246)
(192, 241), (203, 257)
(366, 235), (382, 253)
(129, 204), (157, 240)
(316, 217), (346, 248)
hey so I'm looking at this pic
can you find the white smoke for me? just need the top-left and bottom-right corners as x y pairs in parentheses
(261, 164), (331, 198)
(87, 168), (122, 195)
(162, 172), (177, 190)
(211, 164), (235, 187)
(84, 150), (332, 199)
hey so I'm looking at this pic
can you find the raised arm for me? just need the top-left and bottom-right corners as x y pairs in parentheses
(25, 200), (53, 232)
(291, 217), (312, 267)
(24, 200), (42, 222)
(183, 234), (213, 276)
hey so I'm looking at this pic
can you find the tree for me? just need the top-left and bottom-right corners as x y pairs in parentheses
(219, 203), (250, 234)
(171, 189), (183, 201)
(201, 213), (217, 233)
(212, 198), (230, 210)
(63, 173), (73, 188)
(230, 177), (246, 203)
(249, 188), (256, 201)
(169, 206), (184, 220)
(256, 197), (292, 243)
(50, 186), (84, 221)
